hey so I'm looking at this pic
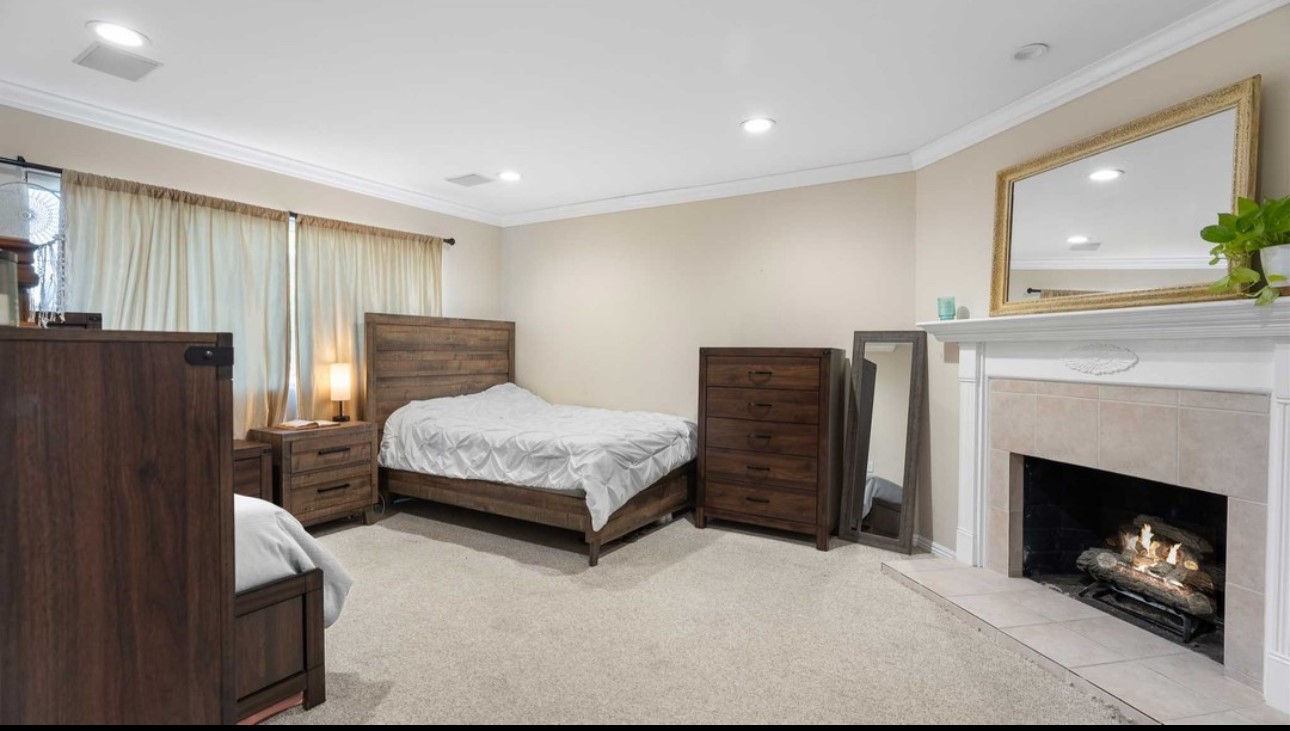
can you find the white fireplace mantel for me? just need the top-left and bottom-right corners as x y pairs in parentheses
(920, 299), (1290, 711)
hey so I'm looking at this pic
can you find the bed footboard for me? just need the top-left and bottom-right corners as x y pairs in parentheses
(234, 569), (326, 721)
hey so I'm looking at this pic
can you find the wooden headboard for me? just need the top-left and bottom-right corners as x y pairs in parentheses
(364, 314), (516, 426)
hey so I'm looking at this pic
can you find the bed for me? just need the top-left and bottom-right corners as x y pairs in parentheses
(365, 313), (697, 566)
(234, 495), (352, 722)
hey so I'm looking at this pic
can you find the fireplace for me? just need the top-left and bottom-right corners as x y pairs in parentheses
(1021, 457), (1227, 660)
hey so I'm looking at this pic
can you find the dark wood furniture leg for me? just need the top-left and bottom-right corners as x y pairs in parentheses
(235, 570), (326, 721)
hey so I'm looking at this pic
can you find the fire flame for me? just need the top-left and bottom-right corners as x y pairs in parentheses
(1123, 522), (1186, 576)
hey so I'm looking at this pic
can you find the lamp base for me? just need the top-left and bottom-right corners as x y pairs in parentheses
(332, 415), (351, 423)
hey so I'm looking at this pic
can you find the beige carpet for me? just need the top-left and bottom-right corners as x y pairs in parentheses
(269, 503), (1126, 725)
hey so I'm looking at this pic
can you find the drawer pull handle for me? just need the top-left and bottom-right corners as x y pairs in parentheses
(745, 465), (771, 472)
(747, 433), (772, 442)
(745, 496), (771, 504)
(747, 370), (774, 378)
(318, 482), (351, 494)
(318, 446), (352, 456)
(747, 402), (773, 411)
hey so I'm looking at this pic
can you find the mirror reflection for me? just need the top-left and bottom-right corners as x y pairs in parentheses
(854, 342), (912, 540)
(1008, 109), (1236, 303)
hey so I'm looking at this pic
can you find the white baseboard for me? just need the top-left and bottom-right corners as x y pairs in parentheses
(914, 534), (957, 560)
(1266, 651), (1289, 713)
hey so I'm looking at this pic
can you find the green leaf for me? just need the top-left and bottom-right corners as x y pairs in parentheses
(1237, 197), (1259, 216)
(1218, 213), (1238, 228)
(1255, 287), (1279, 305)
(1209, 256), (1221, 266)
(1232, 267), (1262, 284)
(1209, 276), (1233, 293)
(1201, 225), (1235, 243)
(1268, 274), (1287, 283)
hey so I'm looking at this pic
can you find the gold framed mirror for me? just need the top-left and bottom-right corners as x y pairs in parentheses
(991, 76), (1260, 316)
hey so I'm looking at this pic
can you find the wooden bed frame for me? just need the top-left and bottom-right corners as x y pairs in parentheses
(234, 569), (326, 722)
(365, 313), (695, 566)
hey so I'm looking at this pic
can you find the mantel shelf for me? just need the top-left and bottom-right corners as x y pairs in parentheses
(918, 299), (1290, 343)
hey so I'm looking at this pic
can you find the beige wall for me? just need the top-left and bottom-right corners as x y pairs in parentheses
(501, 174), (916, 419)
(913, 7), (1290, 547)
(0, 104), (503, 320)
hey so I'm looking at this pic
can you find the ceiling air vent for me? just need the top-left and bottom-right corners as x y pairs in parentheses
(445, 173), (495, 187)
(73, 43), (162, 82)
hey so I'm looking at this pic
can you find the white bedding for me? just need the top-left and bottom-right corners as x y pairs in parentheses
(379, 383), (698, 531)
(235, 495), (353, 627)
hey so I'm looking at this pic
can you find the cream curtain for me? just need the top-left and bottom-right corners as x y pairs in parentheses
(63, 171), (290, 437)
(295, 215), (442, 422)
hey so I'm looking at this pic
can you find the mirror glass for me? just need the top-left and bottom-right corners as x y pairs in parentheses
(853, 341), (913, 541)
(1007, 109), (1236, 304)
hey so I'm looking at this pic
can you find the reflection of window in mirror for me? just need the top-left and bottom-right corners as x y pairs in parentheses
(859, 342), (912, 540)
(1009, 109), (1236, 302)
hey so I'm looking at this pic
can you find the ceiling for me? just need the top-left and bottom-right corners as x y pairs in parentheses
(0, 0), (1272, 226)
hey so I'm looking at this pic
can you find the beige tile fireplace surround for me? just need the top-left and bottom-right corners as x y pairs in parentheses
(985, 378), (1269, 687)
(919, 300), (1290, 715)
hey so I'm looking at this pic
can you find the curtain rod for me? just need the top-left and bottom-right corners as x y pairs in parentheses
(0, 155), (63, 175)
(3, 156), (456, 245)
(287, 211), (453, 245)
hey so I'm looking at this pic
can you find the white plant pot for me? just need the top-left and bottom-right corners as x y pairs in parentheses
(1260, 244), (1290, 283)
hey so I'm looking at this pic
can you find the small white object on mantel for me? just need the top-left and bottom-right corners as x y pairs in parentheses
(918, 298), (1290, 713)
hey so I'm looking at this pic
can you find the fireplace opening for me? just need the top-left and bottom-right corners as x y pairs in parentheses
(1022, 456), (1227, 663)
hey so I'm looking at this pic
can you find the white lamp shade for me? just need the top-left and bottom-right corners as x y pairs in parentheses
(330, 363), (353, 402)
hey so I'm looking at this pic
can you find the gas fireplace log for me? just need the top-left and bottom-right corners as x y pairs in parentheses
(1131, 515), (1214, 556)
(1077, 548), (1216, 618)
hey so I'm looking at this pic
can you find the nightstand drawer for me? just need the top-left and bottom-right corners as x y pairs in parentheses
(233, 458), (265, 498)
(705, 480), (815, 524)
(704, 448), (817, 489)
(290, 431), (372, 473)
(706, 357), (819, 390)
(705, 387), (819, 424)
(291, 465), (373, 515)
(705, 417), (818, 457)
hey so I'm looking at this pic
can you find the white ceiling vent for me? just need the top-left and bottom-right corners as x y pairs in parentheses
(445, 173), (494, 187)
(73, 43), (162, 82)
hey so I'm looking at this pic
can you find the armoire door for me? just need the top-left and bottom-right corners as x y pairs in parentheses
(0, 329), (234, 724)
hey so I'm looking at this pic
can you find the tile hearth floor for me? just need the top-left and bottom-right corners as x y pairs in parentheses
(882, 557), (1289, 725)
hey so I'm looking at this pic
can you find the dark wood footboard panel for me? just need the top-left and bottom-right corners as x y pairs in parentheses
(235, 569), (325, 721)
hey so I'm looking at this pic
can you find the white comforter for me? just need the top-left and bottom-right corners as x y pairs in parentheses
(235, 495), (353, 627)
(380, 383), (698, 531)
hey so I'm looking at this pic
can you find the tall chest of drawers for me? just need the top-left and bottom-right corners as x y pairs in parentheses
(696, 347), (845, 550)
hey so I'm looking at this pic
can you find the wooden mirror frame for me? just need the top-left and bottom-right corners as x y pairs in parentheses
(990, 76), (1261, 316)
(839, 330), (927, 554)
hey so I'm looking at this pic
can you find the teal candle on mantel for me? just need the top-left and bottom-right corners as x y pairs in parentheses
(937, 296), (956, 321)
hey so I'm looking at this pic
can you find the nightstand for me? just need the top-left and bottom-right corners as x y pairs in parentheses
(246, 421), (379, 527)
(232, 439), (272, 501)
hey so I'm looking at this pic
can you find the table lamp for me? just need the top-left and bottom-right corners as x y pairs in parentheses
(330, 362), (352, 422)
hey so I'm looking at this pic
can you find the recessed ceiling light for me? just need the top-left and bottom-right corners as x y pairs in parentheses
(1013, 43), (1050, 61)
(741, 118), (776, 134)
(87, 21), (149, 48)
(498, 170), (522, 182)
(1066, 235), (1090, 245)
(1088, 168), (1124, 182)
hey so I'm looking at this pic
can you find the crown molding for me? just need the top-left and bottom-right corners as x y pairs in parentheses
(0, 78), (504, 226)
(919, 299), (1290, 344)
(908, 0), (1289, 169)
(1009, 255), (1213, 271)
(0, 0), (1284, 228)
(498, 155), (913, 227)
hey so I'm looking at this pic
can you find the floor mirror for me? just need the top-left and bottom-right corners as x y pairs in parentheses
(839, 331), (927, 553)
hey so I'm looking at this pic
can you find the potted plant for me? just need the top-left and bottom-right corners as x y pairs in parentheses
(1202, 195), (1290, 305)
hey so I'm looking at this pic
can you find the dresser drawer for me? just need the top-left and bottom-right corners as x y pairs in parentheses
(705, 480), (815, 524)
(705, 417), (818, 457)
(290, 465), (373, 515)
(705, 387), (819, 425)
(704, 448), (817, 488)
(289, 430), (373, 473)
(705, 357), (819, 391)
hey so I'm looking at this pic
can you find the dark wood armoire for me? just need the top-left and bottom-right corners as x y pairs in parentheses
(0, 328), (235, 724)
